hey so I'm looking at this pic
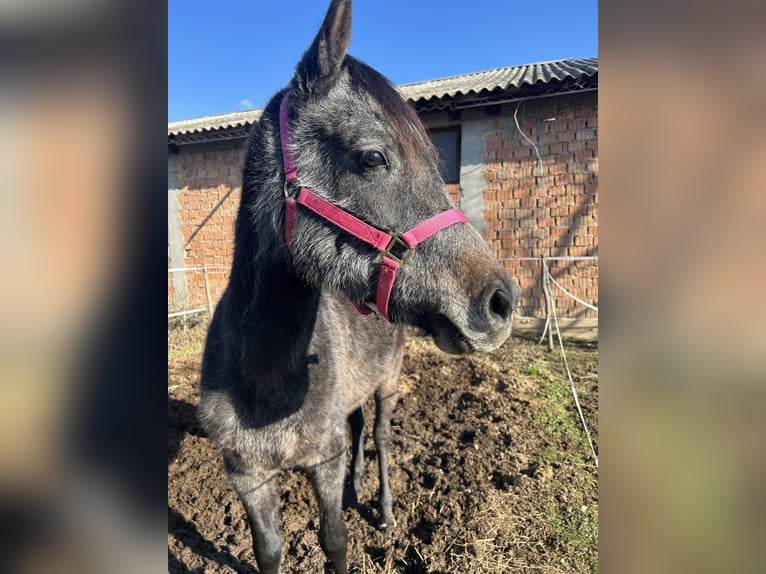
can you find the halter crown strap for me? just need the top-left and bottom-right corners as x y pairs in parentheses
(279, 94), (299, 185)
(277, 91), (468, 321)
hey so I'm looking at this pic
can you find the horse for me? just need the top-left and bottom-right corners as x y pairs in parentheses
(198, 1), (518, 572)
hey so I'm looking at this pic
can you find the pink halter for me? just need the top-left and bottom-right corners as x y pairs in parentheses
(278, 91), (468, 322)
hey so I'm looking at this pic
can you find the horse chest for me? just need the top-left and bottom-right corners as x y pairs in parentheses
(242, 414), (342, 471)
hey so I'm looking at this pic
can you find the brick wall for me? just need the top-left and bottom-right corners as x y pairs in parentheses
(446, 183), (460, 205)
(481, 92), (598, 318)
(168, 140), (244, 311)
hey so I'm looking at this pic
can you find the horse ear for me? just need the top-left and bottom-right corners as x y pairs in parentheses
(294, 0), (352, 92)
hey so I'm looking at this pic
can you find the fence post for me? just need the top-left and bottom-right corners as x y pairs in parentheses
(202, 264), (213, 318)
(541, 255), (554, 351)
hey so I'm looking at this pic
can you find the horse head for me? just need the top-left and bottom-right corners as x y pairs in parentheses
(248, 0), (518, 354)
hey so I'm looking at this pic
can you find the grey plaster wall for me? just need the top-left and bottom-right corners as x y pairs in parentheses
(167, 155), (188, 309)
(458, 115), (494, 233)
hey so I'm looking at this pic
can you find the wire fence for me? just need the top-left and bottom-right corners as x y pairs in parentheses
(498, 255), (598, 321)
(168, 264), (230, 320)
(540, 256), (599, 466)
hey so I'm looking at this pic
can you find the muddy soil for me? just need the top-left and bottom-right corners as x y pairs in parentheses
(168, 333), (598, 573)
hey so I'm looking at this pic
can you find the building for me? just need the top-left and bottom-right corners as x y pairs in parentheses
(168, 57), (598, 321)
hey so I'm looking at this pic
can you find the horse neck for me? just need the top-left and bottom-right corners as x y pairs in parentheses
(226, 122), (322, 371)
(225, 245), (321, 377)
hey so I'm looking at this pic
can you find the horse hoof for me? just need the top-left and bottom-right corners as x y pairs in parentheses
(378, 516), (396, 530)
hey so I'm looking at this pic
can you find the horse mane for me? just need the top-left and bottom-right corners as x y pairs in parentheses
(344, 56), (441, 170)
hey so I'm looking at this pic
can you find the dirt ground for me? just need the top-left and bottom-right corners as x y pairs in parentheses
(168, 325), (598, 573)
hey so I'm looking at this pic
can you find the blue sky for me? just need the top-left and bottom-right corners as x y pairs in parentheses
(168, 0), (598, 122)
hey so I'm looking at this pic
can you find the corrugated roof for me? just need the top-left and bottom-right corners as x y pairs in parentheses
(398, 57), (598, 104)
(168, 57), (597, 138)
(168, 108), (263, 137)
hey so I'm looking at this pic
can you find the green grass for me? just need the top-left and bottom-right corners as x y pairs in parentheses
(523, 353), (599, 573)
(526, 358), (590, 465)
(168, 322), (208, 358)
(543, 492), (599, 574)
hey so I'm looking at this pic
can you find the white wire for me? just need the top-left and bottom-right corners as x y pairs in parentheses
(167, 308), (206, 319)
(545, 263), (599, 467)
(514, 101), (544, 177)
(547, 273), (598, 311)
(497, 256), (598, 262)
(168, 265), (230, 272)
(537, 314), (550, 346)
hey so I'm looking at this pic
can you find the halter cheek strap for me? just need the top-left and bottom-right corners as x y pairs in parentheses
(278, 91), (468, 322)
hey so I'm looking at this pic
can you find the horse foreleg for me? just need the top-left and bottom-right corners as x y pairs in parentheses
(348, 406), (365, 503)
(374, 383), (399, 529)
(307, 438), (349, 574)
(225, 459), (282, 574)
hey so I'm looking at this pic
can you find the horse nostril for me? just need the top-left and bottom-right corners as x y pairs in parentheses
(489, 288), (513, 321)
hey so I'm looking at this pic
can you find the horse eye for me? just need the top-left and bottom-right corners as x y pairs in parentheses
(362, 150), (387, 168)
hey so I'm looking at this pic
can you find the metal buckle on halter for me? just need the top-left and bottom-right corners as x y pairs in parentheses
(283, 178), (301, 199)
(382, 234), (414, 265)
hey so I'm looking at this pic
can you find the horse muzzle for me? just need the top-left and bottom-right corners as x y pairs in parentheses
(426, 270), (518, 354)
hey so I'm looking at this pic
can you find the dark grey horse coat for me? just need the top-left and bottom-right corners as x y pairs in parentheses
(199, 1), (517, 572)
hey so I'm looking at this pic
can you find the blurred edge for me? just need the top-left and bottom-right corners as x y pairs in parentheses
(0, 1), (166, 573)
(2, 0), (766, 573)
(601, 1), (766, 573)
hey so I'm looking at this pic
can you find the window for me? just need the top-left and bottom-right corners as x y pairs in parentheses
(428, 127), (460, 184)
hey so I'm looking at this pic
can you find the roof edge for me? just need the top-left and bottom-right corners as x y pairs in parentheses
(169, 57), (598, 140)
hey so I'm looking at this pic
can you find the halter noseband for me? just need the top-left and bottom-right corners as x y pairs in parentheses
(278, 91), (468, 322)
